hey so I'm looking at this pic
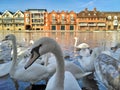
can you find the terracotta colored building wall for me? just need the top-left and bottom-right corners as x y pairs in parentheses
(77, 8), (106, 31)
(48, 10), (77, 30)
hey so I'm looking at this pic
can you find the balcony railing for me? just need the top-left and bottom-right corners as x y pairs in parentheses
(97, 23), (106, 26)
(14, 20), (24, 23)
(3, 20), (13, 23)
(79, 23), (88, 26)
(88, 23), (96, 26)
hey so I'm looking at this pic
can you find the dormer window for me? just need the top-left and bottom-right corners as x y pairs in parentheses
(94, 13), (96, 16)
(52, 14), (55, 19)
(114, 16), (117, 20)
(6, 14), (9, 17)
(108, 16), (112, 20)
(82, 13), (85, 16)
(88, 13), (90, 16)
(18, 14), (21, 17)
(70, 14), (73, 19)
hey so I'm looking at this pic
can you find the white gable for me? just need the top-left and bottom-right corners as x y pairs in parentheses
(2, 10), (13, 18)
(14, 10), (24, 18)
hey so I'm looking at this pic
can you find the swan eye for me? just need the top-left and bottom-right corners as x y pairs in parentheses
(39, 44), (42, 47)
(5, 36), (9, 39)
(30, 44), (42, 54)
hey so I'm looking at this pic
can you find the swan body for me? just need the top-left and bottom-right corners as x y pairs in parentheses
(111, 48), (120, 61)
(41, 53), (92, 79)
(46, 71), (81, 90)
(0, 61), (12, 77)
(25, 37), (82, 90)
(3, 34), (49, 84)
(94, 54), (120, 90)
(74, 37), (89, 49)
(78, 46), (108, 72)
(0, 41), (12, 62)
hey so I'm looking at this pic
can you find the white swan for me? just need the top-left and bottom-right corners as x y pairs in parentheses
(3, 34), (49, 87)
(1, 34), (91, 80)
(94, 53), (120, 90)
(0, 41), (12, 62)
(39, 51), (92, 80)
(25, 37), (82, 90)
(0, 61), (12, 77)
(77, 46), (105, 72)
(74, 37), (89, 49)
(74, 37), (91, 57)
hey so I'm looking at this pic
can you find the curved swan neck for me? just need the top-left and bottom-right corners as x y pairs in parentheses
(74, 38), (77, 47)
(52, 44), (65, 88)
(10, 36), (17, 76)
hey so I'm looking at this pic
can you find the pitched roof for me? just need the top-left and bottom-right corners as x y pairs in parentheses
(77, 8), (106, 18)
(25, 9), (47, 12)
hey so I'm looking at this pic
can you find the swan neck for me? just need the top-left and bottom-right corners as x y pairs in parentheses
(12, 39), (17, 60)
(53, 44), (65, 88)
(74, 38), (77, 47)
(10, 37), (17, 76)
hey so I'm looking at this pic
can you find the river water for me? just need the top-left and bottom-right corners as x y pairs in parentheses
(0, 30), (120, 90)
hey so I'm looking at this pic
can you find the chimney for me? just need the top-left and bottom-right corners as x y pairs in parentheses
(85, 8), (88, 13)
(93, 8), (97, 12)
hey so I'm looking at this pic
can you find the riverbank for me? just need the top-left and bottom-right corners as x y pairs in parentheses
(0, 30), (120, 33)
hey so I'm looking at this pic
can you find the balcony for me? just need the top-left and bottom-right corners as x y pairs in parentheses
(70, 21), (75, 24)
(79, 23), (87, 26)
(14, 20), (24, 23)
(52, 21), (57, 24)
(97, 23), (106, 26)
(3, 20), (13, 23)
(32, 22), (44, 25)
(88, 23), (96, 26)
(52, 19), (57, 24)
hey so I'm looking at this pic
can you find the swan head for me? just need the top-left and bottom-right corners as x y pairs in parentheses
(25, 37), (57, 69)
(3, 34), (15, 41)
(74, 37), (77, 40)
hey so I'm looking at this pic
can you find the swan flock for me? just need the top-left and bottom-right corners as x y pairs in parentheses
(1, 34), (120, 90)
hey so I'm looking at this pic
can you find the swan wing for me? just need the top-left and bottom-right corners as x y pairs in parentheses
(94, 54), (120, 90)
(65, 61), (91, 79)
(64, 71), (82, 90)
(14, 63), (49, 84)
(0, 61), (12, 77)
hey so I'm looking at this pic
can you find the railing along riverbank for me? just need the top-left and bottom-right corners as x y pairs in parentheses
(0, 30), (120, 33)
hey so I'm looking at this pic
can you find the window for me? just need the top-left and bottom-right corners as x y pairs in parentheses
(114, 16), (117, 20)
(70, 25), (74, 30)
(62, 14), (65, 19)
(26, 18), (29, 23)
(88, 13), (90, 16)
(70, 15), (74, 21)
(52, 26), (56, 30)
(26, 13), (29, 17)
(18, 14), (21, 17)
(52, 14), (55, 19)
(108, 16), (112, 20)
(61, 25), (65, 30)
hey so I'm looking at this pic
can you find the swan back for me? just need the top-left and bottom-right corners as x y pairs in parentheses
(94, 54), (120, 90)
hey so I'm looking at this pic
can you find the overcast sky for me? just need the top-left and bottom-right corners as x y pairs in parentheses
(0, 0), (120, 12)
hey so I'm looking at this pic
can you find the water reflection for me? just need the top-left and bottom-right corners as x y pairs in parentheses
(0, 31), (120, 90)
(0, 31), (119, 49)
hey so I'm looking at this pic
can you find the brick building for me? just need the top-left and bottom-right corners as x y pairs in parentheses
(0, 8), (120, 31)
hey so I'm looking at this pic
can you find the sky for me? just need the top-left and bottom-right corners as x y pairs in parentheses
(0, 0), (120, 12)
